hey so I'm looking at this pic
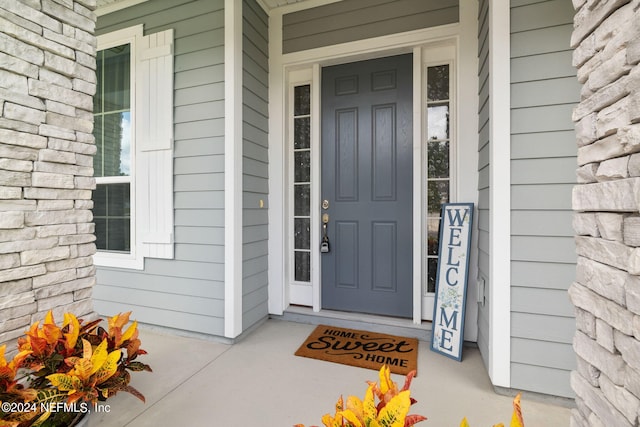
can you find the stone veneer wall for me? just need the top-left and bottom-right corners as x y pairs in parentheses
(0, 0), (98, 352)
(570, 0), (640, 425)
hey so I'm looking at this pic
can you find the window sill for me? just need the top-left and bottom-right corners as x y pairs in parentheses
(93, 251), (144, 270)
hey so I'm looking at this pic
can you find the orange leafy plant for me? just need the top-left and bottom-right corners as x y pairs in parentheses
(1, 311), (151, 427)
(295, 365), (427, 427)
(47, 338), (122, 404)
(459, 393), (524, 427)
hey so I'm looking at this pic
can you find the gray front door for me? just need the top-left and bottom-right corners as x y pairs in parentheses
(321, 54), (413, 318)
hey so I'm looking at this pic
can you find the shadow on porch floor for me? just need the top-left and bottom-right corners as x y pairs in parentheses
(87, 319), (571, 426)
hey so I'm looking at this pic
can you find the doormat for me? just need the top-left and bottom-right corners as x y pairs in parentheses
(295, 325), (418, 376)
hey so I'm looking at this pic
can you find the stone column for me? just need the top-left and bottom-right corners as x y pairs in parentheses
(0, 0), (97, 351)
(570, 0), (640, 425)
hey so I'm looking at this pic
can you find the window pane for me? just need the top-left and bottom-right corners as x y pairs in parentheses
(427, 65), (449, 101)
(103, 44), (131, 111)
(427, 104), (449, 140)
(294, 218), (311, 250)
(92, 185), (106, 216)
(94, 218), (106, 250)
(427, 218), (440, 255)
(294, 85), (310, 116)
(106, 183), (131, 216)
(294, 150), (310, 183)
(94, 52), (103, 113)
(93, 115), (104, 177)
(295, 251), (311, 282)
(294, 117), (310, 149)
(93, 183), (131, 252)
(100, 112), (131, 177)
(427, 141), (449, 178)
(107, 218), (131, 252)
(427, 180), (449, 213)
(427, 257), (438, 293)
(294, 184), (310, 216)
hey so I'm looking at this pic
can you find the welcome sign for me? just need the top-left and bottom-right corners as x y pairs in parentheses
(431, 203), (474, 361)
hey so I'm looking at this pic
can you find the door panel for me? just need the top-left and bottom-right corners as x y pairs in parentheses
(335, 221), (358, 288)
(372, 221), (397, 292)
(321, 54), (413, 318)
(372, 104), (396, 200)
(336, 109), (358, 200)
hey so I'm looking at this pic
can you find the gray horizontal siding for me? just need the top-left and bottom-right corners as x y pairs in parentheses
(511, 130), (577, 159)
(511, 51), (576, 83)
(94, 0), (227, 336)
(511, 24), (574, 58)
(242, 0), (269, 332)
(174, 226), (224, 244)
(511, 363), (573, 397)
(509, 0), (577, 398)
(511, 287), (575, 317)
(511, 76), (581, 108)
(511, 157), (577, 185)
(511, 261), (576, 289)
(512, 338), (575, 370)
(97, 300), (224, 336)
(511, 211), (573, 236)
(511, 104), (576, 134)
(512, 184), (574, 210)
(512, 312), (575, 344)
(282, 0), (459, 53)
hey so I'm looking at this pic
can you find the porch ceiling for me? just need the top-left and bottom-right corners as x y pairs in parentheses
(261, 0), (310, 8)
(96, 0), (322, 13)
(96, 0), (124, 8)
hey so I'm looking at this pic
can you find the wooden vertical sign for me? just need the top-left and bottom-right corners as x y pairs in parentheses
(430, 203), (474, 361)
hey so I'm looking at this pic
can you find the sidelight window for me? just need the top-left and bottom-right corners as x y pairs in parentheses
(425, 64), (452, 293)
(293, 84), (312, 282)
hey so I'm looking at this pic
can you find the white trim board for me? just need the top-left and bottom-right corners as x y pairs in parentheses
(224, 0), (244, 339)
(487, 0), (511, 388)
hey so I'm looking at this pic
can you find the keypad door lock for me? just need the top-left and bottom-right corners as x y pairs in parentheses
(320, 215), (330, 253)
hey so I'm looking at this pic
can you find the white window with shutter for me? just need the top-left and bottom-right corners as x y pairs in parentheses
(93, 25), (174, 269)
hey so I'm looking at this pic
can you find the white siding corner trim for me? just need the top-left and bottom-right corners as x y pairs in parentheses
(224, 0), (244, 338)
(267, 11), (286, 316)
(488, 0), (511, 388)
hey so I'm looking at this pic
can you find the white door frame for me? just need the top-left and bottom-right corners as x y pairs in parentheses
(268, 1), (479, 336)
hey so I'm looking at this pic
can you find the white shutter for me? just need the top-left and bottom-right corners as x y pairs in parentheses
(136, 29), (174, 259)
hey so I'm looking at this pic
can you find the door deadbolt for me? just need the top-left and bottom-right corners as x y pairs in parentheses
(322, 199), (330, 210)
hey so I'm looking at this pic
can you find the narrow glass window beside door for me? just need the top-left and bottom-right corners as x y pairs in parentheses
(293, 84), (311, 282)
(93, 44), (132, 253)
(425, 64), (451, 293)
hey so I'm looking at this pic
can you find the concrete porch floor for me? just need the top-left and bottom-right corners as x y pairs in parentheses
(87, 319), (572, 426)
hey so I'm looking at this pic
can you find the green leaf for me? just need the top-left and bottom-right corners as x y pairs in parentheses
(46, 373), (81, 392)
(126, 361), (152, 372)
